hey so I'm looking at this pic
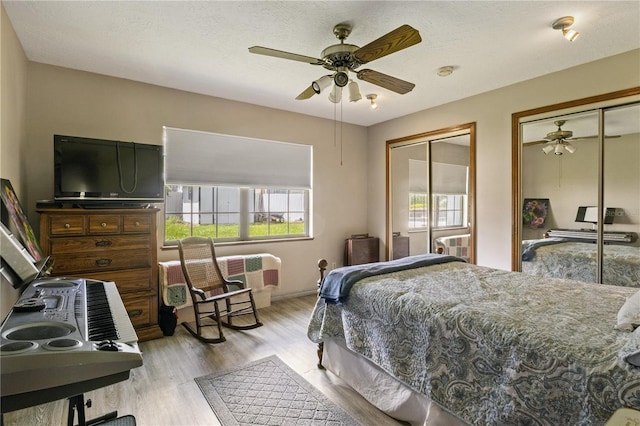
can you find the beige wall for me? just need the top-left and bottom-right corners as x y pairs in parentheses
(1, 10), (370, 316)
(1, 4), (29, 316)
(2, 5), (639, 318)
(367, 49), (640, 270)
(23, 63), (369, 304)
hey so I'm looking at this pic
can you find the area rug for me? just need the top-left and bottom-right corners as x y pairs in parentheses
(195, 355), (359, 426)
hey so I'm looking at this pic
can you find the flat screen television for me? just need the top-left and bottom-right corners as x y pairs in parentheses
(54, 134), (164, 207)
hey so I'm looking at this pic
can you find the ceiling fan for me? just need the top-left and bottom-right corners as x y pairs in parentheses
(529, 120), (620, 155)
(248, 23), (422, 102)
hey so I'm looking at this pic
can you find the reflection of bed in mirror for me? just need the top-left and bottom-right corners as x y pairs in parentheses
(522, 237), (640, 287)
(308, 255), (640, 425)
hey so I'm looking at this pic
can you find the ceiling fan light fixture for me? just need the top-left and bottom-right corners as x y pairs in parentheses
(554, 143), (564, 155)
(564, 142), (577, 154)
(348, 80), (362, 102)
(542, 144), (555, 155)
(552, 16), (579, 42)
(312, 75), (332, 94)
(334, 71), (350, 87)
(329, 85), (342, 103)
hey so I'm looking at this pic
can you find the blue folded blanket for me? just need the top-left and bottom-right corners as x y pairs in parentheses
(319, 253), (465, 305)
(521, 238), (569, 261)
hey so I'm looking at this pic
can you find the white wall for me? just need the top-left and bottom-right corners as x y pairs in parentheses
(366, 49), (640, 270)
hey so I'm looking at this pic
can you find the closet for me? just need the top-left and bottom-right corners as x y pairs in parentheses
(513, 88), (640, 285)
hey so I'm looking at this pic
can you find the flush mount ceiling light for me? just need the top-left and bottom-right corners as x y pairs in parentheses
(437, 66), (454, 77)
(366, 94), (378, 110)
(552, 16), (580, 42)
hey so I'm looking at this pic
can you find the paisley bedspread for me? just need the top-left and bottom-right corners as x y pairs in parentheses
(522, 241), (640, 287)
(307, 262), (640, 425)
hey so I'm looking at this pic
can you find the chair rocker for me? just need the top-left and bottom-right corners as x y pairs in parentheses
(178, 237), (263, 343)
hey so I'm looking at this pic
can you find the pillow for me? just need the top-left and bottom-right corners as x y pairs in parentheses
(620, 326), (640, 367)
(616, 290), (640, 332)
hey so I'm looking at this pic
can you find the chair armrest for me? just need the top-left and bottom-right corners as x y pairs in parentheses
(192, 287), (207, 300)
(225, 279), (246, 291)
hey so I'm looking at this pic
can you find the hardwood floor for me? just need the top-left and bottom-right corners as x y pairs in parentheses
(3, 295), (403, 425)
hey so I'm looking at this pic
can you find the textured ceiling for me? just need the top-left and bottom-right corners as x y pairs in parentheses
(3, 1), (639, 127)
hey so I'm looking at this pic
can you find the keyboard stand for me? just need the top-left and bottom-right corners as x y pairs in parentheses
(67, 394), (135, 426)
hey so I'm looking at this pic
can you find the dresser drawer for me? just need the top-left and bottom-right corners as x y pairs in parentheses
(48, 235), (151, 255)
(49, 215), (86, 236)
(123, 215), (151, 233)
(52, 250), (152, 274)
(80, 268), (154, 293)
(121, 293), (154, 328)
(89, 215), (121, 234)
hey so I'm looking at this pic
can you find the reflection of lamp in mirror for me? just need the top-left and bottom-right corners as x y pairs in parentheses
(554, 144), (563, 155)
(542, 141), (576, 155)
(564, 142), (576, 153)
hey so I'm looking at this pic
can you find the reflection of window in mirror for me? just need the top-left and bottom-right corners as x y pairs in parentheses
(387, 123), (475, 263)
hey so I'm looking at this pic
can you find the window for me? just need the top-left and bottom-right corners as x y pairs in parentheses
(408, 193), (466, 229)
(163, 127), (312, 245)
(408, 192), (429, 228)
(432, 194), (466, 228)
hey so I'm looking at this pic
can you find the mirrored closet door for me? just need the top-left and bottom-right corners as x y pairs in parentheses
(513, 88), (640, 286)
(387, 123), (476, 263)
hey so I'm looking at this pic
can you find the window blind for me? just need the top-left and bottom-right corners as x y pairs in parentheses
(432, 162), (468, 195)
(163, 127), (312, 189)
(409, 159), (428, 193)
(409, 160), (468, 194)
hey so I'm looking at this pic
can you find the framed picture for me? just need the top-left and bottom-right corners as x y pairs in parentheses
(1, 178), (43, 261)
(523, 198), (550, 229)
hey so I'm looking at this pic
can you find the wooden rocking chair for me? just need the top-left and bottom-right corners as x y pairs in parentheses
(177, 237), (263, 343)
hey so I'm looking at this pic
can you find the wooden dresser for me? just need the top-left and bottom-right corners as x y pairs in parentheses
(37, 207), (163, 341)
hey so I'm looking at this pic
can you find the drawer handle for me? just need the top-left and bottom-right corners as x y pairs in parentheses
(101, 222), (107, 228)
(95, 240), (113, 247)
(128, 309), (143, 318)
(95, 258), (112, 267)
(64, 223), (71, 229)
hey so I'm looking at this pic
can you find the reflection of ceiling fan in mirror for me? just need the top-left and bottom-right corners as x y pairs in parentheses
(530, 120), (620, 155)
(248, 23), (422, 103)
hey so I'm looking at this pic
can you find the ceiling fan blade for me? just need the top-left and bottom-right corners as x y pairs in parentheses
(248, 46), (324, 65)
(353, 24), (422, 65)
(295, 85), (316, 100)
(523, 139), (551, 145)
(568, 134), (622, 140)
(357, 69), (415, 94)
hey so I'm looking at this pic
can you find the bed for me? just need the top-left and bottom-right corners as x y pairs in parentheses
(307, 254), (640, 425)
(522, 239), (640, 287)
